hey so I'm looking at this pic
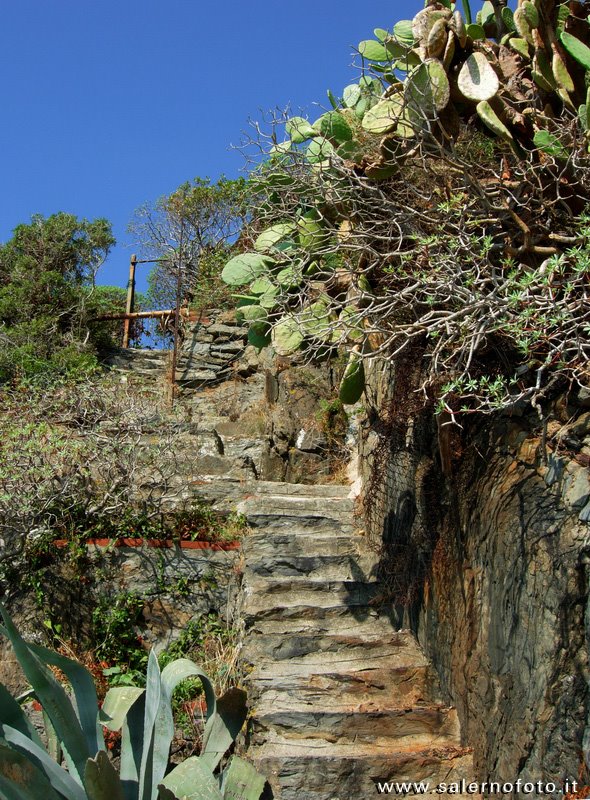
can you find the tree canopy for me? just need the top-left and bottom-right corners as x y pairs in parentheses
(0, 213), (122, 384)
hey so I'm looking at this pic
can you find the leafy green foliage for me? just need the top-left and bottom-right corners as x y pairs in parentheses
(0, 213), (116, 385)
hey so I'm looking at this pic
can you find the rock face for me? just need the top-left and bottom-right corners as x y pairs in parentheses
(359, 361), (590, 791)
(238, 482), (477, 799)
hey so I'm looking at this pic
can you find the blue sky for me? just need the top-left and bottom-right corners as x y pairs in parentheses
(0, 0), (422, 293)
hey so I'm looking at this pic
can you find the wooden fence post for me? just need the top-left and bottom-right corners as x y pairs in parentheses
(122, 253), (137, 348)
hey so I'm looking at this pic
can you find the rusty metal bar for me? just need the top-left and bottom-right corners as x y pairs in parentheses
(91, 309), (190, 322)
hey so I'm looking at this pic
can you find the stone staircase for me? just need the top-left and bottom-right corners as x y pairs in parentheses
(237, 484), (477, 799)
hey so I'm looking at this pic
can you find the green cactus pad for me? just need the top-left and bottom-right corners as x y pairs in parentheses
(306, 136), (335, 164)
(393, 20), (414, 48)
(222, 253), (275, 286)
(457, 52), (499, 101)
(272, 315), (304, 355)
(560, 32), (590, 71)
(254, 223), (296, 253)
(426, 59), (451, 111)
(316, 111), (354, 143)
(476, 100), (513, 140)
(239, 304), (268, 322)
(466, 23), (486, 40)
(339, 351), (366, 405)
(250, 277), (275, 295)
(358, 40), (390, 61)
(343, 84), (362, 108)
(285, 117), (315, 143)
(510, 38), (531, 59)
(552, 48), (575, 93)
(451, 10), (467, 48)
(298, 210), (328, 249)
(427, 18), (448, 59)
(513, 7), (534, 44)
(533, 130), (569, 159)
(248, 320), (271, 349)
(501, 7), (516, 32)
(361, 97), (405, 134)
(297, 298), (334, 341)
(522, 1), (539, 29)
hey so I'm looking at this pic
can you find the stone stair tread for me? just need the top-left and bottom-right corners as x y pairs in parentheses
(247, 611), (400, 637)
(252, 704), (460, 747)
(252, 665), (439, 708)
(254, 732), (472, 760)
(248, 644), (428, 676)
(242, 629), (422, 665)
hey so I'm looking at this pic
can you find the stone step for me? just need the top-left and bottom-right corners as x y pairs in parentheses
(247, 637), (425, 679)
(243, 551), (378, 582)
(240, 511), (357, 535)
(246, 608), (398, 638)
(241, 629), (414, 666)
(250, 663), (439, 710)
(243, 531), (370, 562)
(253, 737), (476, 800)
(242, 580), (383, 622)
(251, 704), (460, 748)
(238, 494), (355, 515)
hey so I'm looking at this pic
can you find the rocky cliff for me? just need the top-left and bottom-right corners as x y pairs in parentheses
(360, 359), (590, 793)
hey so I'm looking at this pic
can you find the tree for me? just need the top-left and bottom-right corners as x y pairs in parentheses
(130, 177), (250, 315)
(221, 0), (590, 417)
(0, 213), (117, 384)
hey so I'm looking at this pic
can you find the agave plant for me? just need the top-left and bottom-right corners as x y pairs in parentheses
(0, 605), (265, 800)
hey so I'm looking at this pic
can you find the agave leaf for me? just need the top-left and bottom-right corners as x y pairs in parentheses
(101, 687), (146, 732)
(0, 610), (89, 786)
(220, 756), (266, 800)
(0, 743), (62, 800)
(0, 684), (43, 747)
(28, 641), (105, 757)
(85, 751), (125, 800)
(200, 688), (247, 773)
(160, 758), (223, 800)
(285, 117), (315, 143)
(0, 724), (86, 800)
(560, 32), (590, 71)
(138, 650), (161, 800)
(221, 254), (274, 287)
(42, 709), (60, 765)
(119, 690), (146, 800)
(457, 52), (499, 101)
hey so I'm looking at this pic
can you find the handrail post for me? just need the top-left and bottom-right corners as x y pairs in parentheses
(122, 253), (137, 348)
